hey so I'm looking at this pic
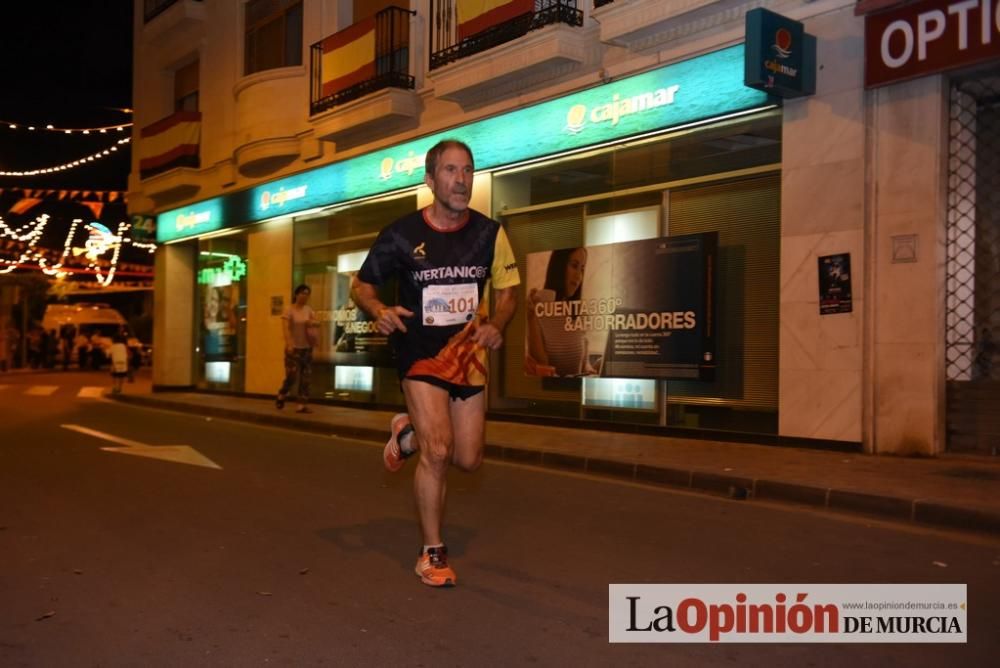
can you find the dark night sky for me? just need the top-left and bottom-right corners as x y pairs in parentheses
(0, 1), (133, 191)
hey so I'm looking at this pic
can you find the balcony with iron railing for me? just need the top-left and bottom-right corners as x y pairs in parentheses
(429, 0), (583, 70)
(309, 6), (420, 144)
(426, 0), (586, 108)
(310, 6), (416, 115)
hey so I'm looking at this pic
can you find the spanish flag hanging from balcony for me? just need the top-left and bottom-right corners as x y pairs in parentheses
(321, 17), (376, 99)
(457, 0), (534, 41)
(138, 111), (201, 180)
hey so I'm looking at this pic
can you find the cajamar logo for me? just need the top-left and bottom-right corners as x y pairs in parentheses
(564, 85), (680, 135)
(765, 26), (799, 77)
(772, 28), (792, 58)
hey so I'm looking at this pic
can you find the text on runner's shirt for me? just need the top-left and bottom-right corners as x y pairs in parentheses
(411, 265), (488, 282)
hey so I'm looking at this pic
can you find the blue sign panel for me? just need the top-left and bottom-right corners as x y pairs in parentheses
(744, 8), (816, 98)
(158, 45), (771, 243)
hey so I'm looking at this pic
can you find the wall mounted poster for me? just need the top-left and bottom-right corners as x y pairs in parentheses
(525, 233), (717, 381)
(201, 283), (239, 356)
(818, 253), (852, 315)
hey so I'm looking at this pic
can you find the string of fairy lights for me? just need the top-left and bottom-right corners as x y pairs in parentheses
(0, 110), (154, 286)
(0, 213), (155, 285)
(0, 137), (131, 177)
(2, 120), (132, 134)
(0, 109), (133, 178)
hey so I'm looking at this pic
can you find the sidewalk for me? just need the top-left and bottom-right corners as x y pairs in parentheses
(110, 384), (1000, 538)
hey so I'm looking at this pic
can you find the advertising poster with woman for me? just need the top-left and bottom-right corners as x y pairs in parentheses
(202, 283), (239, 356)
(525, 232), (717, 380)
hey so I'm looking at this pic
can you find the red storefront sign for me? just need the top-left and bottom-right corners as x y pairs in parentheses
(865, 0), (1000, 88)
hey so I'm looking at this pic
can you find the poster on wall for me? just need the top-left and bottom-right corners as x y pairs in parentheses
(325, 270), (395, 367)
(202, 283), (239, 356)
(525, 233), (717, 381)
(818, 253), (852, 315)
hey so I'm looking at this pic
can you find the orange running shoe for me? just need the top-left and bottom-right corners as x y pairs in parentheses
(384, 413), (414, 472)
(415, 545), (456, 587)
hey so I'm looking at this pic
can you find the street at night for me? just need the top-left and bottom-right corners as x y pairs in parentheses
(1, 371), (997, 665)
(3, 0), (1000, 664)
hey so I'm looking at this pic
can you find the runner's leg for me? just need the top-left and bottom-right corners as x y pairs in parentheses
(450, 390), (486, 472)
(403, 379), (453, 546)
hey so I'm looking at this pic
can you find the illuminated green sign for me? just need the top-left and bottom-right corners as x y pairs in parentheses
(158, 45), (770, 243)
(158, 197), (225, 243)
(197, 252), (247, 285)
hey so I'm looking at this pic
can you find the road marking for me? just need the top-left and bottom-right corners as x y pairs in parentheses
(60, 424), (222, 469)
(77, 387), (106, 399)
(26, 385), (59, 396)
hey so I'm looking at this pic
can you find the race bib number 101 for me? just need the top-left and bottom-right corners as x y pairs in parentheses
(422, 283), (478, 326)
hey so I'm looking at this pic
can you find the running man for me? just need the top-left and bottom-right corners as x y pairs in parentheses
(350, 139), (520, 587)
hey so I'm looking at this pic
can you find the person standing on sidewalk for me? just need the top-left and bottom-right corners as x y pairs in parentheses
(276, 284), (318, 414)
(109, 333), (128, 395)
(350, 139), (520, 587)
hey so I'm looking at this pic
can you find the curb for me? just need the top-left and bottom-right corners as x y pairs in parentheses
(112, 394), (1000, 538)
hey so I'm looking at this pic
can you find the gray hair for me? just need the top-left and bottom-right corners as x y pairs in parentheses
(425, 139), (474, 176)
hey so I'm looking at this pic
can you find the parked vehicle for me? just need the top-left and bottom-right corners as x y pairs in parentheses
(42, 303), (149, 368)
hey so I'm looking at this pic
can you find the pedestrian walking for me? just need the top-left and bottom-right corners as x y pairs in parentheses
(351, 139), (520, 587)
(60, 324), (75, 371)
(109, 333), (128, 395)
(276, 284), (318, 414)
(74, 331), (91, 370)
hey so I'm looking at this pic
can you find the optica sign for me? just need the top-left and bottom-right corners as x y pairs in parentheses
(865, 0), (1000, 88)
(157, 45), (771, 243)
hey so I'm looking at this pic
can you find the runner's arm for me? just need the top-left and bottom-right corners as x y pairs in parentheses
(473, 286), (517, 350)
(350, 275), (412, 334)
(490, 286), (517, 332)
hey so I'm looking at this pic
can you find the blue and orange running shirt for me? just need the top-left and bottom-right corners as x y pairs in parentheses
(357, 207), (520, 385)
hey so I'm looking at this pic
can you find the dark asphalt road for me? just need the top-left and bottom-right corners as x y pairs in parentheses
(1, 371), (998, 666)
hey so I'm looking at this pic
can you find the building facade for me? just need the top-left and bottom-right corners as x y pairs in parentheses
(131, 0), (1000, 455)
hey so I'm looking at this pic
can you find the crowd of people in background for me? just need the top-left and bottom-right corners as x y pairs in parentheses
(1, 322), (144, 375)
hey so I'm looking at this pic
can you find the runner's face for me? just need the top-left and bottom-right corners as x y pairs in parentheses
(426, 147), (474, 213)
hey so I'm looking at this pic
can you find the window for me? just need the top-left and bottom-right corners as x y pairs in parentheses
(291, 194), (416, 405)
(245, 0), (303, 75)
(174, 60), (199, 112)
(197, 235), (249, 392)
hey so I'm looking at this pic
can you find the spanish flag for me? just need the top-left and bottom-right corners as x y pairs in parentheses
(321, 17), (376, 99)
(138, 111), (201, 179)
(457, 0), (534, 41)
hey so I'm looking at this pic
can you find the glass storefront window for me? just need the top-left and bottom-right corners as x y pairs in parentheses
(492, 112), (780, 210)
(291, 193), (416, 405)
(492, 111), (781, 434)
(580, 206), (659, 413)
(196, 234), (249, 391)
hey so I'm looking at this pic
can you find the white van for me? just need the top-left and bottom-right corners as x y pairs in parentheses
(42, 303), (133, 367)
